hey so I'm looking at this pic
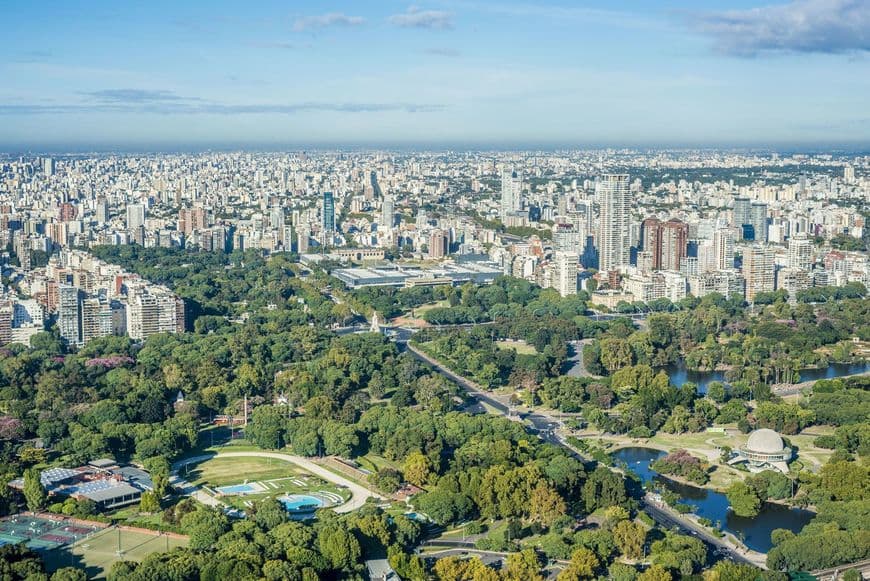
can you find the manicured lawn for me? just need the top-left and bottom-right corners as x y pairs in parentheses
(413, 300), (449, 314)
(185, 456), (302, 487)
(43, 527), (187, 579)
(495, 340), (539, 355)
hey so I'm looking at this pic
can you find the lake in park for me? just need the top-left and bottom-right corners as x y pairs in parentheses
(611, 447), (815, 553)
(663, 361), (870, 393)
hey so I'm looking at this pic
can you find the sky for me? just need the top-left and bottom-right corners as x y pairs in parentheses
(2, 0), (869, 149)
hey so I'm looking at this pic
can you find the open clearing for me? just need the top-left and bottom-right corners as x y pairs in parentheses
(495, 340), (539, 355)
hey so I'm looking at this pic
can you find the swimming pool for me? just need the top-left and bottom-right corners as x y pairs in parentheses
(279, 494), (325, 512)
(216, 483), (259, 495)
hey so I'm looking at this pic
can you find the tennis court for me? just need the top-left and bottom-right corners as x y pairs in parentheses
(0, 515), (103, 550)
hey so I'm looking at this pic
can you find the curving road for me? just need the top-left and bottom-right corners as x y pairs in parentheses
(172, 451), (384, 513)
(402, 337), (766, 568)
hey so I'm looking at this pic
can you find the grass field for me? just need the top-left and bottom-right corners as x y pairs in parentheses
(495, 340), (539, 355)
(186, 456), (302, 487)
(43, 527), (187, 579)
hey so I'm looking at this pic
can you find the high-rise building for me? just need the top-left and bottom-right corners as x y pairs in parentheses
(733, 197), (752, 240)
(125, 287), (183, 340)
(660, 219), (688, 271)
(126, 203), (146, 231)
(58, 285), (82, 346)
(788, 234), (813, 271)
(42, 157), (55, 176)
(0, 303), (13, 345)
(843, 165), (855, 184)
(777, 268), (811, 300)
(58, 202), (77, 222)
(743, 245), (775, 302)
(297, 227), (310, 253)
(322, 191), (335, 233)
(81, 297), (112, 344)
(381, 195), (394, 228)
(597, 174), (630, 274)
(269, 207), (284, 230)
(641, 217), (661, 269)
(713, 229), (735, 271)
(750, 202), (769, 242)
(428, 229), (448, 259)
(642, 218), (687, 270)
(95, 198), (109, 224)
(178, 207), (209, 236)
(500, 168), (522, 221)
(554, 251), (579, 296)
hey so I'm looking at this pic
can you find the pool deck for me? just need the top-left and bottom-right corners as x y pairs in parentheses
(172, 451), (384, 514)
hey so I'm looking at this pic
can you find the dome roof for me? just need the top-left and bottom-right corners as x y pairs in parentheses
(745, 429), (785, 454)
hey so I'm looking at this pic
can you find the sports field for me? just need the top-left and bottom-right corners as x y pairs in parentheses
(185, 455), (302, 486)
(43, 527), (188, 579)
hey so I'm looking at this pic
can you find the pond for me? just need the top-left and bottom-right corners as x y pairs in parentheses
(612, 447), (814, 553)
(664, 361), (870, 393)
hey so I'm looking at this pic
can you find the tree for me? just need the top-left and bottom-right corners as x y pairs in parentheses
(23, 468), (46, 511)
(818, 461), (869, 501)
(608, 563), (639, 581)
(412, 489), (473, 526)
(613, 520), (646, 559)
(702, 562), (768, 581)
(433, 556), (500, 581)
(247, 405), (286, 449)
(388, 544), (427, 581)
(558, 547), (599, 580)
(582, 467), (628, 513)
(529, 483), (566, 526)
(725, 481), (761, 517)
(143, 456), (170, 498)
(402, 451), (434, 487)
(706, 382), (726, 403)
(318, 525), (361, 571)
(181, 507), (229, 550)
(599, 339), (633, 373)
(252, 497), (287, 530)
(138, 491), (160, 513)
(51, 567), (88, 581)
(503, 548), (545, 581)
(637, 564), (672, 581)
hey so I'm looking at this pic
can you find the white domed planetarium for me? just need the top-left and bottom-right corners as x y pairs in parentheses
(727, 428), (792, 474)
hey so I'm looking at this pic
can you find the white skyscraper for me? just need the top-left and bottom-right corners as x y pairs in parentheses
(597, 174), (630, 273)
(743, 245), (775, 302)
(381, 195), (394, 228)
(788, 234), (813, 271)
(126, 203), (146, 231)
(554, 251), (579, 297)
(843, 165), (855, 184)
(713, 229), (735, 271)
(500, 168), (522, 221)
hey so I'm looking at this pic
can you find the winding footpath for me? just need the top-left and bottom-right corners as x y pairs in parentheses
(171, 451), (384, 514)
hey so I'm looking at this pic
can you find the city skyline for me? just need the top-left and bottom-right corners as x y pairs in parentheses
(2, 0), (870, 149)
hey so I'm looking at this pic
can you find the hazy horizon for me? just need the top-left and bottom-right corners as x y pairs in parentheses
(2, 0), (869, 147)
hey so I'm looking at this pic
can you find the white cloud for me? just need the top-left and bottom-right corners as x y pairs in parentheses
(389, 6), (454, 30)
(688, 0), (870, 56)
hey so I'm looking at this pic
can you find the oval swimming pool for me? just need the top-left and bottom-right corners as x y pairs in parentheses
(279, 494), (325, 512)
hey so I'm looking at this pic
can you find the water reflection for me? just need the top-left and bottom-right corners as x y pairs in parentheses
(664, 361), (870, 393)
(613, 447), (814, 553)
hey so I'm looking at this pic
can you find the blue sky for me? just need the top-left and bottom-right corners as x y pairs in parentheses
(2, 0), (869, 148)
